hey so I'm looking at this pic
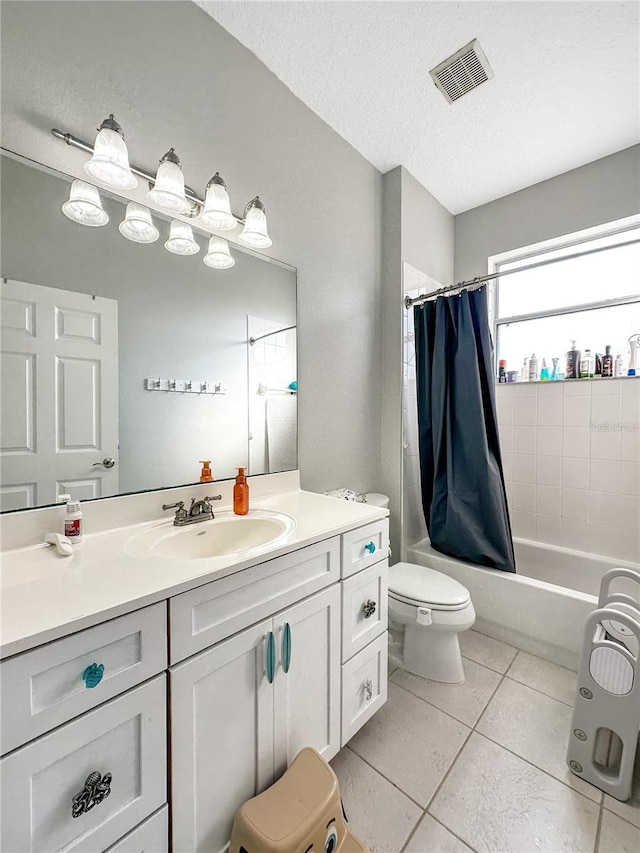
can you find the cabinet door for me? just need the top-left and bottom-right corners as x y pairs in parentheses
(170, 619), (274, 853)
(273, 585), (341, 777)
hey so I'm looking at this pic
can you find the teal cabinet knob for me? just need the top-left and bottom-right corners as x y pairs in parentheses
(82, 663), (105, 689)
(365, 542), (376, 554)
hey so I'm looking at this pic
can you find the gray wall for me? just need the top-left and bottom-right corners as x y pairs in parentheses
(455, 145), (640, 282)
(1, 155), (296, 496)
(380, 166), (454, 558)
(0, 0), (382, 496)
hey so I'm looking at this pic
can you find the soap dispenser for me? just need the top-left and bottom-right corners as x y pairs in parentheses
(233, 467), (249, 516)
(199, 460), (214, 483)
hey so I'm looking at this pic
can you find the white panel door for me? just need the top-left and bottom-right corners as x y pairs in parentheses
(170, 619), (275, 853)
(0, 279), (118, 509)
(273, 584), (341, 777)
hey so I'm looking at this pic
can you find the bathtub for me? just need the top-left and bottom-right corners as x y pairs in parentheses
(406, 538), (640, 670)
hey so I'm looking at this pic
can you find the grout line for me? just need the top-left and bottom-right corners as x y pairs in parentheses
(504, 672), (574, 707)
(344, 745), (425, 811)
(600, 803), (640, 832)
(399, 726), (476, 853)
(427, 813), (479, 853)
(593, 801), (604, 853)
(472, 730), (603, 807)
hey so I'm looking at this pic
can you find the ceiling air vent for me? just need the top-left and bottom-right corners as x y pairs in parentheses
(429, 39), (494, 104)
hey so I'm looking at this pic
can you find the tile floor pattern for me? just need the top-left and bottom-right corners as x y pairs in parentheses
(331, 630), (640, 853)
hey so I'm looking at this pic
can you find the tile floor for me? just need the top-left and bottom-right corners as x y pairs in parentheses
(331, 630), (640, 853)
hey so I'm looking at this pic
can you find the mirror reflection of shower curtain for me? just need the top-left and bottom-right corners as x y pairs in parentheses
(413, 287), (516, 573)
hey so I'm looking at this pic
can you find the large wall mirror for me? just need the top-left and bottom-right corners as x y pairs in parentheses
(0, 152), (297, 512)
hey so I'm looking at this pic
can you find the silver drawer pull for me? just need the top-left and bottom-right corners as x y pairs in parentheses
(71, 771), (112, 818)
(363, 599), (376, 619)
(364, 678), (373, 701)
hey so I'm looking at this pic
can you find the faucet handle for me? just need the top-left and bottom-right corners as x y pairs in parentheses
(204, 495), (223, 503)
(162, 500), (185, 512)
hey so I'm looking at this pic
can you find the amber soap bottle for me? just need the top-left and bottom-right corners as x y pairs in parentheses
(199, 460), (214, 483)
(233, 467), (249, 515)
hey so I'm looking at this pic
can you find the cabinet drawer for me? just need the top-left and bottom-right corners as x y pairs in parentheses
(0, 675), (167, 853)
(341, 632), (388, 746)
(170, 537), (340, 663)
(1, 602), (167, 754)
(105, 807), (168, 852)
(341, 561), (388, 662)
(341, 519), (389, 579)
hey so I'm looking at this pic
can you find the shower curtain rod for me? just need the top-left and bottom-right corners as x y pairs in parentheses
(404, 235), (640, 309)
(248, 325), (296, 345)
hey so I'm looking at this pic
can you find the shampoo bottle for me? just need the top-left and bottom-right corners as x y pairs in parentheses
(602, 345), (613, 378)
(233, 467), (249, 516)
(528, 354), (538, 382)
(566, 340), (580, 380)
(580, 349), (594, 379)
(540, 359), (549, 381)
(615, 354), (624, 377)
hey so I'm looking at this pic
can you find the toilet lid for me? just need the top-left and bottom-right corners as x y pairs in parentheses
(389, 562), (470, 609)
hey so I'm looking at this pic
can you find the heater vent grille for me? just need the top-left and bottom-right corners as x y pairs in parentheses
(430, 39), (494, 104)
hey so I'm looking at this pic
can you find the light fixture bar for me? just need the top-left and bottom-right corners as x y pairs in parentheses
(51, 128), (245, 222)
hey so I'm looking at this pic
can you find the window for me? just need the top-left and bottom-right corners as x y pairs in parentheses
(491, 218), (640, 379)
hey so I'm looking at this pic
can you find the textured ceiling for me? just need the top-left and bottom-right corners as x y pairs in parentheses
(197, 0), (640, 214)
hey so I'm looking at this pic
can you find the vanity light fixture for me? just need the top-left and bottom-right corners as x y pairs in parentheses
(146, 148), (192, 214)
(165, 220), (200, 256)
(118, 203), (159, 243)
(61, 180), (109, 227)
(238, 197), (272, 249)
(200, 173), (237, 231)
(84, 115), (137, 190)
(203, 235), (235, 269)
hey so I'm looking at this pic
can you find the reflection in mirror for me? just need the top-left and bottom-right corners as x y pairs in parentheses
(0, 153), (297, 512)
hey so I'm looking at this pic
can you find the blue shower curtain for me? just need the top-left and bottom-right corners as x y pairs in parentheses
(413, 287), (516, 573)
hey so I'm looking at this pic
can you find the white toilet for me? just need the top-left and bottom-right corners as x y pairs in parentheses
(389, 561), (476, 684)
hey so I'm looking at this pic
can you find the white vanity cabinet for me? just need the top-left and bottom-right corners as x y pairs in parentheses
(0, 509), (389, 853)
(170, 578), (341, 852)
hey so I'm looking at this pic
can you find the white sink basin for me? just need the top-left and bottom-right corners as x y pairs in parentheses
(126, 510), (296, 561)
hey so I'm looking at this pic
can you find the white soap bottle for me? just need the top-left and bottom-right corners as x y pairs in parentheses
(528, 354), (538, 382)
(64, 498), (83, 545)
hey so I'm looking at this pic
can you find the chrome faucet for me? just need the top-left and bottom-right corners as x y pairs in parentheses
(162, 495), (222, 526)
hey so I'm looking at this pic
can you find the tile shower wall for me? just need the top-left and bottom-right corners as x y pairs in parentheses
(497, 379), (640, 563)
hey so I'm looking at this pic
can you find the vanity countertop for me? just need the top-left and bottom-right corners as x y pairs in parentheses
(0, 489), (388, 659)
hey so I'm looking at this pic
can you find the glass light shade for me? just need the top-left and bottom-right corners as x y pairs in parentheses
(147, 156), (191, 214)
(84, 127), (137, 190)
(203, 235), (235, 269)
(165, 220), (200, 256)
(238, 199), (272, 248)
(118, 203), (159, 243)
(200, 176), (237, 231)
(61, 180), (109, 227)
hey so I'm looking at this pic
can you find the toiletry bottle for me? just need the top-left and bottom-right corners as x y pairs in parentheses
(540, 359), (549, 381)
(566, 340), (580, 380)
(64, 498), (83, 545)
(521, 357), (529, 382)
(528, 354), (538, 382)
(550, 357), (560, 381)
(498, 360), (507, 383)
(580, 349), (594, 379)
(628, 337), (638, 377)
(602, 345), (613, 378)
(595, 353), (603, 376)
(614, 354), (624, 377)
(199, 460), (214, 483)
(233, 467), (249, 515)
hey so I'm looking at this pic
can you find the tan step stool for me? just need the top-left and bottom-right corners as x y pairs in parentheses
(230, 748), (367, 853)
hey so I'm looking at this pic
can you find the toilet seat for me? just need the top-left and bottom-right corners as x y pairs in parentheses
(389, 562), (471, 612)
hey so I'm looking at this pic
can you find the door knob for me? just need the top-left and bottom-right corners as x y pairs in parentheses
(92, 457), (116, 469)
